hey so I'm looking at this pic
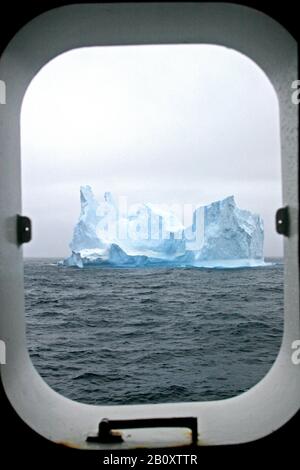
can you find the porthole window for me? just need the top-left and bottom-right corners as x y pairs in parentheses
(0, 3), (298, 449)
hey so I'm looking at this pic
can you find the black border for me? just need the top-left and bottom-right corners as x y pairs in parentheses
(0, 0), (299, 464)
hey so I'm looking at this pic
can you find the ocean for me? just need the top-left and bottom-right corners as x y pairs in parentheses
(24, 258), (283, 405)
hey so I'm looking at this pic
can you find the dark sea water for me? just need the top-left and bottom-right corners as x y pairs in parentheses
(24, 258), (283, 405)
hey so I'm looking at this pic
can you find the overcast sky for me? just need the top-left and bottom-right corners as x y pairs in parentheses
(21, 45), (282, 258)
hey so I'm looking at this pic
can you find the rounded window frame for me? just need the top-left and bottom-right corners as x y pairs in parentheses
(0, 2), (298, 448)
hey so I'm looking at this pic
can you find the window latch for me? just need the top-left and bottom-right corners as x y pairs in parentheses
(87, 417), (198, 445)
(17, 215), (32, 244)
(276, 206), (289, 236)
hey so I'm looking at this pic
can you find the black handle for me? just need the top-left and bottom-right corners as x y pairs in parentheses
(87, 417), (198, 445)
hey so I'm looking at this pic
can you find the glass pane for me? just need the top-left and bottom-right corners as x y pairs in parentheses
(22, 45), (283, 404)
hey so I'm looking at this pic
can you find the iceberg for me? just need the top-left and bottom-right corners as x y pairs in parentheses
(61, 186), (266, 268)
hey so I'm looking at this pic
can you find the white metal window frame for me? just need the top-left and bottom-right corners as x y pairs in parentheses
(0, 2), (298, 449)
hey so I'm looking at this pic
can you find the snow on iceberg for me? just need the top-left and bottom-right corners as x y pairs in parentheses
(61, 185), (266, 268)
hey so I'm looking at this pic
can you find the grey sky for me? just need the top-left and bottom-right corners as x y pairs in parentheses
(21, 45), (282, 258)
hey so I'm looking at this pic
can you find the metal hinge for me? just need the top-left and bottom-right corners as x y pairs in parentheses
(87, 417), (198, 445)
(276, 206), (289, 237)
(17, 215), (32, 244)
